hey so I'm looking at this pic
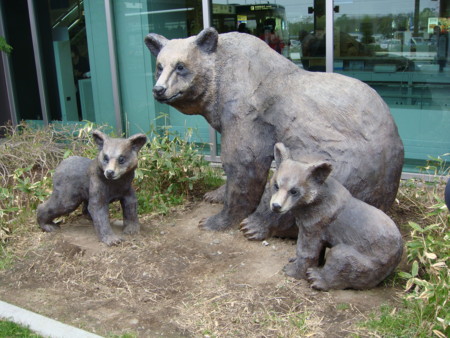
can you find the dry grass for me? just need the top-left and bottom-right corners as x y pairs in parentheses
(0, 123), (99, 185)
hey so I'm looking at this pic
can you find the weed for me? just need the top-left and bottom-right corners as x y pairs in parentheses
(364, 177), (449, 337)
(0, 320), (41, 337)
(363, 304), (427, 337)
(336, 303), (350, 311)
(134, 123), (224, 215)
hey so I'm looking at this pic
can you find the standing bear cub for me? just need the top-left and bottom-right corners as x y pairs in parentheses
(37, 130), (147, 246)
(270, 143), (403, 290)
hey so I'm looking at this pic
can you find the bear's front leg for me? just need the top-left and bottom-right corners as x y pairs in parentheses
(240, 184), (297, 240)
(88, 193), (122, 246)
(199, 132), (273, 231)
(284, 232), (323, 280)
(121, 189), (140, 235)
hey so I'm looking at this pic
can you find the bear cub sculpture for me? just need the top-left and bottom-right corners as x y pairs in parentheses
(37, 130), (147, 246)
(270, 143), (403, 290)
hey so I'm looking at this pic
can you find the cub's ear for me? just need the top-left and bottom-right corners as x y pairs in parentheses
(92, 130), (108, 150)
(128, 133), (147, 152)
(274, 142), (290, 169)
(309, 161), (332, 185)
(195, 27), (218, 54)
(144, 33), (169, 57)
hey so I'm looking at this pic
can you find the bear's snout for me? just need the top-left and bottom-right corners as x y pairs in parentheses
(105, 169), (115, 180)
(271, 202), (282, 213)
(153, 85), (166, 98)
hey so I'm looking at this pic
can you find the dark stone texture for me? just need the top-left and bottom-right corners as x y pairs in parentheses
(145, 28), (404, 237)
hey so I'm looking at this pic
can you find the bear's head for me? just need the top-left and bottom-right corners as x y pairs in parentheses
(93, 130), (147, 180)
(270, 143), (332, 213)
(144, 28), (218, 113)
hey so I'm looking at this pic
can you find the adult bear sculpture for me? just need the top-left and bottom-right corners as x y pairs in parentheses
(145, 28), (404, 239)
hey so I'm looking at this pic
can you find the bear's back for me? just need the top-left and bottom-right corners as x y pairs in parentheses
(52, 156), (92, 193)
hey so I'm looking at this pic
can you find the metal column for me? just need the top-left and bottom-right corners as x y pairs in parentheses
(325, 0), (334, 73)
(0, 1), (18, 127)
(202, 0), (218, 162)
(27, 0), (50, 125)
(105, 0), (123, 136)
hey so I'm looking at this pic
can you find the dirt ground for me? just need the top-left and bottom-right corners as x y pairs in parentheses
(0, 201), (407, 337)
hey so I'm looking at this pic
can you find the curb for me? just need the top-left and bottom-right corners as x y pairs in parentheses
(0, 300), (102, 338)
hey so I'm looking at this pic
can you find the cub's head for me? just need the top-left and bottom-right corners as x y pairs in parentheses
(144, 28), (218, 112)
(270, 143), (332, 213)
(93, 130), (147, 180)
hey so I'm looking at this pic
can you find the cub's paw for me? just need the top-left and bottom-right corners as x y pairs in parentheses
(101, 234), (123, 246)
(307, 268), (329, 291)
(240, 217), (270, 241)
(40, 223), (61, 233)
(198, 213), (232, 231)
(123, 222), (140, 235)
(203, 185), (226, 204)
(283, 261), (307, 279)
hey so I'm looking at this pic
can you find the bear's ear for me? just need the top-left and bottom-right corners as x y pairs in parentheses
(309, 161), (332, 185)
(195, 27), (218, 54)
(144, 33), (168, 57)
(92, 130), (107, 151)
(128, 133), (147, 153)
(274, 142), (290, 169)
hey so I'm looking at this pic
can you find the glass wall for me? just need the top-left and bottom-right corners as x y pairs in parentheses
(332, 0), (450, 170)
(211, 0), (450, 170)
(112, 0), (211, 144)
(212, 0), (326, 69)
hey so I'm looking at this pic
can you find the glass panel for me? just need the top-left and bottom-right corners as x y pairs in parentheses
(334, 0), (450, 171)
(212, 0), (325, 155)
(113, 0), (211, 147)
(212, 0), (326, 70)
(50, 0), (92, 122)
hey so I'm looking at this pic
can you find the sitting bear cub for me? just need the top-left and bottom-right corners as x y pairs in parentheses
(270, 143), (403, 290)
(37, 130), (147, 246)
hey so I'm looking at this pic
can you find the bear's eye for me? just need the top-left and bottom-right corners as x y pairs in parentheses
(289, 188), (299, 196)
(156, 63), (163, 75)
(103, 155), (109, 163)
(273, 183), (279, 191)
(118, 156), (126, 164)
(176, 63), (185, 73)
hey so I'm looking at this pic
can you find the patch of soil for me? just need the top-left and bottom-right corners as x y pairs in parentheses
(0, 202), (406, 337)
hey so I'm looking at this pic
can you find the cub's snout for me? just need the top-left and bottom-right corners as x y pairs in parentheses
(105, 169), (115, 180)
(271, 202), (282, 213)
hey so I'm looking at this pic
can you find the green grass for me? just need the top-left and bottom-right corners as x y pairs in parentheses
(361, 178), (450, 338)
(0, 320), (42, 337)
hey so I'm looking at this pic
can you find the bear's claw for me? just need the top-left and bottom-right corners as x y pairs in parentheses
(307, 268), (329, 291)
(239, 218), (269, 241)
(283, 262), (308, 279)
(41, 223), (61, 233)
(203, 185), (226, 204)
(101, 234), (123, 246)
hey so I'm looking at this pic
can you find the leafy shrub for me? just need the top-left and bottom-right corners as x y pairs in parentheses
(363, 178), (449, 337)
(135, 124), (223, 214)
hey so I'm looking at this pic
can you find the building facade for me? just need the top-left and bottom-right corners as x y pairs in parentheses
(0, 0), (449, 171)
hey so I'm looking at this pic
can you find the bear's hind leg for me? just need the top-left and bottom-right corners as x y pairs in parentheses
(37, 194), (83, 232)
(307, 245), (380, 290)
